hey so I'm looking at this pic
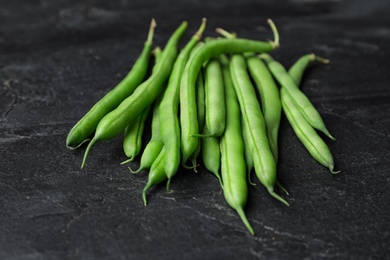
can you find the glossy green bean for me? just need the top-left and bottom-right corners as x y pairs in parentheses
(122, 106), (150, 163)
(261, 53), (335, 141)
(66, 19), (156, 149)
(81, 21), (188, 168)
(230, 54), (288, 206)
(159, 19), (206, 188)
(180, 19), (279, 166)
(204, 57), (225, 137)
(128, 94), (164, 173)
(246, 55), (281, 162)
(201, 125), (222, 186)
(241, 116), (256, 186)
(187, 68), (206, 170)
(221, 61), (254, 235)
(282, 54), (338, 173)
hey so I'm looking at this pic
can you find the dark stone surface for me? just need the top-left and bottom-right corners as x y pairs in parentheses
(1, 0), (389, 259)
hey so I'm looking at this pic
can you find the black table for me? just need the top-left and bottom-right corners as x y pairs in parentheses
(1, 0), (389, 259)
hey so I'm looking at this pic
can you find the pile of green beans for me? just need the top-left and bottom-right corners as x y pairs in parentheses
(66, 18), (339, 235)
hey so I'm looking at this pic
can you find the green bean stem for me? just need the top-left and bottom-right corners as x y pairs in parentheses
(180, 19), (279, 166)
(261, 53), (335, 141)
(66, 19), (156, 149)
(247, 55), (281, 162)
(158, 19), (207, 189)
(221, 60), (254, 235)
(230, 54), (289, 206)
(81, 21), (188, 168)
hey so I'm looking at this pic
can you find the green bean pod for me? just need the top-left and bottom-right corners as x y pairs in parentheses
(261, 53), (335, 140)
(282, 53), (338, 174)
(81, 21), (188, 168)
(221, 61), (254, 235)
(246, 55), (281, 162)
(241, 116), (256, 186)
(180, 19), (280, 166)
(128, 95), (164, 173)
(187, 67), (206, 170)
(201, 125), (222, 186)
(66, 19), (156, 149)
(159, 19), (206, 187)
(122, 107), (150, 163)
(204, 57), (225, 137)
(230, 54), (288, 206)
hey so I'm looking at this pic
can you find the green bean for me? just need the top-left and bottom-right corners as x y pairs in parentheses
(241, 116), (256, 186)
(246, 55), (281, 162)
(158, 19), (206, 190)
(121, 47), (163, 164)
(230, 54), (289, 206)
(203, 57), (225, 137)
(121, 107), (150, 164)
(261, 53), (335, 141)
(142, 147), (167, 205)
(187, 68), (206, 171)
(81, 21), (188, 168)
(281, 54), (338, 174)
(221, 60), (254, 235)
(201, 125), (222, 186)
(128, 94), (164, 173)
(221, 54), (255, 186)
(180, 19), (280, 166)
(66, 19), (156, 149)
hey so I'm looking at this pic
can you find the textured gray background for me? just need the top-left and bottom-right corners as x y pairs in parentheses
(1, 0), (389, 259)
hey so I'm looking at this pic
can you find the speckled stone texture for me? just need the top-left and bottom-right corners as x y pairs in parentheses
(1, 0), (389, 259)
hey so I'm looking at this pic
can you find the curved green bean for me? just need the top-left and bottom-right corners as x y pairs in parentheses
(81, 21), (188, 168)
(282, 53), (338, 173)
(261, 53), (335, 141)
(66, 19), (156, 149)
